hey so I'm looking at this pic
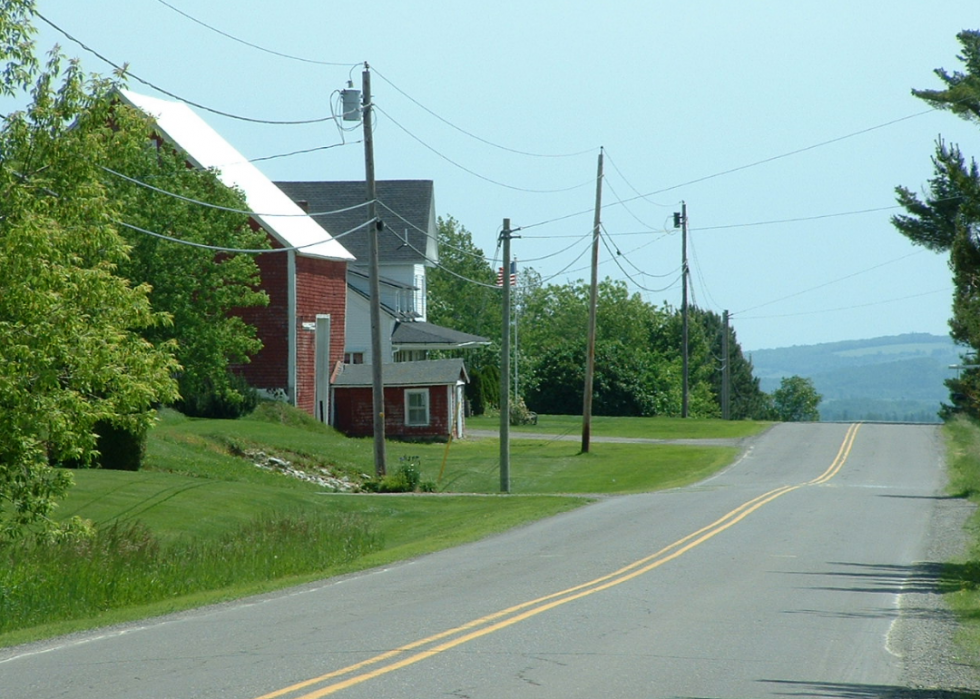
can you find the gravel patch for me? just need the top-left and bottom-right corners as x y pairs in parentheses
(894, 494), (980, 696)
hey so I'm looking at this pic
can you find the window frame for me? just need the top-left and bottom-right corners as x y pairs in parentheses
(404, 388), (430, 426)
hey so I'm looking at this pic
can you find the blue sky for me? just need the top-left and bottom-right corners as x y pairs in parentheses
(12, 1), (980, 350)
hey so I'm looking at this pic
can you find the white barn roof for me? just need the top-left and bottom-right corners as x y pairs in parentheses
(118, 90), (355, 262)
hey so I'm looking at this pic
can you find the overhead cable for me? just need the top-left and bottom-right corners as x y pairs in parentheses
(114, 217), (376, 254)
(153, 0), (357, 67)
(373, 104), (595, 194)
(736, 287), (949, 321)
(101, 166), (375, 218)
(35, 11), (335, 125)
(734, 250), (926, 316)
(521, 107), (942, 232)
(599, 225), (681, 294)
(372, 66), (597, 159)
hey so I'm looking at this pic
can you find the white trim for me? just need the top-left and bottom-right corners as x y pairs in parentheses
(314, 314), (331, 424)
(287, 249), (297, 405)
(404, 388), (430, 427)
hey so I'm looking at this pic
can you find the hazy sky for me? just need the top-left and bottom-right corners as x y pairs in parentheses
(13, 2), (980, 350)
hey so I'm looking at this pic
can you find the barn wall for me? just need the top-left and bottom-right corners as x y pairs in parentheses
(234, 249), (289, 394)
(295, 256), (347, 415)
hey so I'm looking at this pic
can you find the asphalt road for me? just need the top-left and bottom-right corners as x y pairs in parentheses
(0, 422), (953, 698)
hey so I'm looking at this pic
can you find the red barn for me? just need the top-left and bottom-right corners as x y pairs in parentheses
(119, 91), (355, 421)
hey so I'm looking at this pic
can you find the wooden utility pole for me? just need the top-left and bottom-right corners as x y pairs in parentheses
(362, 63), (386, 476)
(681, 201), (689, 419)
(582, 148), (603, 453)
(499, 219), (512, 493)
(722, 310), (731, 420)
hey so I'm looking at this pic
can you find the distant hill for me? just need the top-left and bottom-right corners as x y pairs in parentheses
(748, 333), (963, 423)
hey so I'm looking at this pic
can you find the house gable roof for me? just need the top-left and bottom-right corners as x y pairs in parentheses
(332, 358), (468, 387)
(391, 321), (489, 350)
(275, 180), (435, 266)
(118, 90), (354, 263)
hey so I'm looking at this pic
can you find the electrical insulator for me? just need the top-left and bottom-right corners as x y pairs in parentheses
(341, 89), (362, 122)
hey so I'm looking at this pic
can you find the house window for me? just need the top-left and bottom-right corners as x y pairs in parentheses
(344, 352), (364, 364)
(405, 389), (430, 426)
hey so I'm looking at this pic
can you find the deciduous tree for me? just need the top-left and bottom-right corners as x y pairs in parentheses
(0, 7), (178, 541)
(103, 103), (269, 416)
(770, 376), (821, 422)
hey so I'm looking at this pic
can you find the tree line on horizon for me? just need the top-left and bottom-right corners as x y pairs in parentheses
(427, 217), (820, 423)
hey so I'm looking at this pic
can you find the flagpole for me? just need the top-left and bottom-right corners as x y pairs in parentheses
(512, 258), (519, 401)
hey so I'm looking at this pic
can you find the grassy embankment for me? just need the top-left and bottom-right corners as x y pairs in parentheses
(0, 403), (766, 648)
(941, 414), (980, 663)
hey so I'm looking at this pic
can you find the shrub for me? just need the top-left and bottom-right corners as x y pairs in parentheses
(176, 371), (259, 419)
(361, 457), (423, 493)
(59, 420), (147, 471)
(510, 397), (537, 426)
(93, 421), (147, 471)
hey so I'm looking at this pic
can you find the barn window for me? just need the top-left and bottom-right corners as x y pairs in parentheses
(405, 389), (430, 426)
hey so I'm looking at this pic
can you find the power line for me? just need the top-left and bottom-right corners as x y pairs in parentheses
(114, 216), (376, 254)
(383, 227), (504, 290)
(603, 150), (671, 208)
(688, 233), (722, 311)
(734, 250), (927, 316)
(248, 141), (361, 164)
(371, 66), (597, 159)
(521, 107), (942, 232)
(736, 287), (949, 321)
(373, 104), (595, 194)
(35, 11), (335, 125)
(599, 224), (681, 294)
(601, 229), (681, 280)
(693, 205), (904, 232)
(153, 0), (357, 67)
(101, 166), (375, 218)
(375, 200), (499, 265)
(602, 175), (660, 231)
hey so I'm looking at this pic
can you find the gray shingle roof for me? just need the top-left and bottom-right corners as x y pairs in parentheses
(332, 358), (468, 387)
(274, 180), (434, 265)
(391, 321), (489, 348)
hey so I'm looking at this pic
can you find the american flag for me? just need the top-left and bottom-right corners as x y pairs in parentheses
(496, 260), (517, 287)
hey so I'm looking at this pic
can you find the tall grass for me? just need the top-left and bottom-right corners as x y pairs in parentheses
(0, 512), (380, 633)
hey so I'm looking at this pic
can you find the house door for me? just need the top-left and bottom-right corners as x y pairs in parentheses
(315, 314), (331, 424)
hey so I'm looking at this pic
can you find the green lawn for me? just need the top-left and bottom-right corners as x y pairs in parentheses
(935, 415), (980, 673)
(467, 413), (770, 440)
(1, 404), (761, 647)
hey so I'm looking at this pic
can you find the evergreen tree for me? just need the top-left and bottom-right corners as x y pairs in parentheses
(893, 30), (980, 418)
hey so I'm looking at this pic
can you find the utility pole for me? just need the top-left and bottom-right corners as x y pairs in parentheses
(679, 201), (690, 418)
(362, 63), (386, 476)
(582, 148), (603, 453)
(722, 310), (731, 420)
(499, 219), (513, 493)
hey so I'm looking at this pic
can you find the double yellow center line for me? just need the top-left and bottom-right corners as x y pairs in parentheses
(255, 422), (862, 699)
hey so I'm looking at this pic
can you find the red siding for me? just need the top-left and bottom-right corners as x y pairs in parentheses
(333, 385), (452, 439)
(234, 249), (289, 393)
(232, 228), (347, 416)
(295, 256), (347, 415)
